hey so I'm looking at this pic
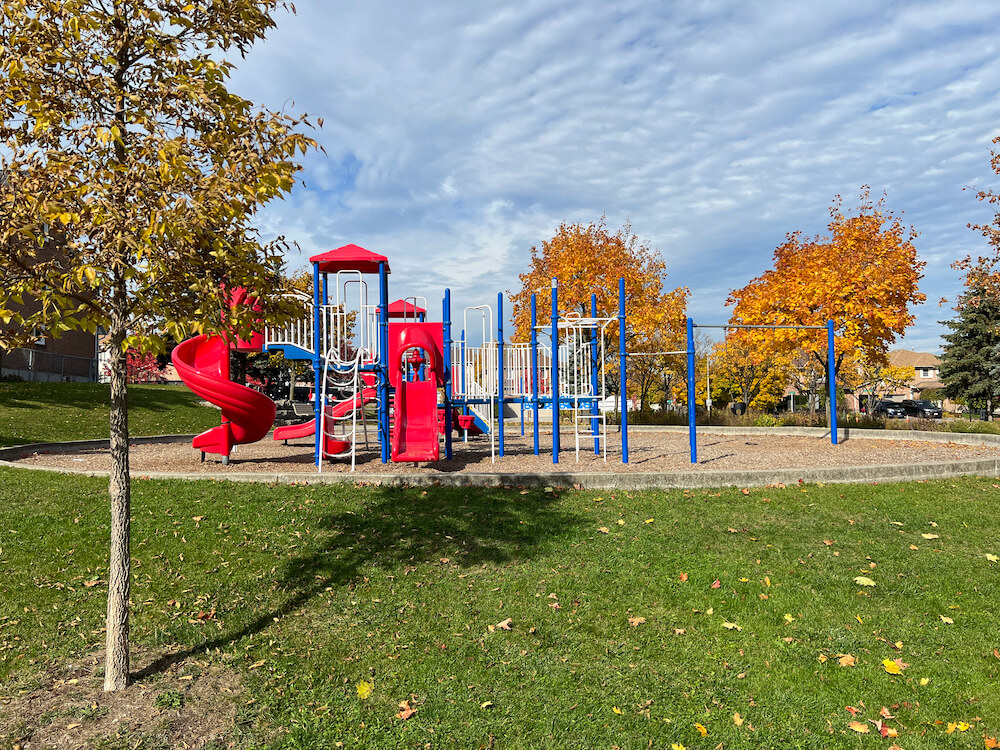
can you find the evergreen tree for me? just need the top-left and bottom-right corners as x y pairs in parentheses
(939, 284), (1000, 419)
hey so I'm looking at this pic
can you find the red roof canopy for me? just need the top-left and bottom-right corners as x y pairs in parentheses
(309, 244), (390, 275)
(388, 299), (427, 318)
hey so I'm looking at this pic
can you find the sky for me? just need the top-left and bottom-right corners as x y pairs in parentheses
(227, 0), (1000, 353)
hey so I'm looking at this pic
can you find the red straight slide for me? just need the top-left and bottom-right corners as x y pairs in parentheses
(272, 388), (378, 442)
(390, 323), (442, 462)
(172, 335), (276, 460)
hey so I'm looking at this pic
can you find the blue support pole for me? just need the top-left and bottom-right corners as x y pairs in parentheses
(378, 262), (390, 463)
(497, 292), (505, 457)
(591, 293), (599, 456)
(443, 289), (453, 460)
(828, 318), (838, 445)
(530, 294), (540, 456)
(312, 263), (322, 466)
(551, 278), (560, 464)
(619, 278), (628, 464)
(687, 317), (696, 464)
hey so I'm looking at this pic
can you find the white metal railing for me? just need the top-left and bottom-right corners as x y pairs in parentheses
(264, 292), (314, 354)
(318, 350), (365, 473)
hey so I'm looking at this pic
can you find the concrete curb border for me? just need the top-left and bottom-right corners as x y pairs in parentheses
(1, 428), (998, 489)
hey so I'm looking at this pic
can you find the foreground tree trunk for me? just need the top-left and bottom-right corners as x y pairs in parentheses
(104, 281), (131, 691)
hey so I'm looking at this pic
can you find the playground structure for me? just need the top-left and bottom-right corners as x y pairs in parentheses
(172, 244), (624, 470)
(172, 244), (839, 469)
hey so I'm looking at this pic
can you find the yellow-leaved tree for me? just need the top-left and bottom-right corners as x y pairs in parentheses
(0, 0), (317, 690)
(726, 188), (925, 418)
(711, 333), (790, 411)
(509, 218), (688, 407)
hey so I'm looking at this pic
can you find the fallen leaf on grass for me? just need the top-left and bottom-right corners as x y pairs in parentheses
(845, 706), (859, 717)
(356, 680), (374, 699)
(940, 615), (954, 625)
(496, 618), (512, 630)
(733, 712), (744, 727)
(711, 579), (721, 589)
(673, 628), (685, 635)
(396, 701), (416, 720)
(784, 614), (795, 623)
(598, 527), (609, 534)
(67, 723), (82, 730)
(880, 707), (895, 720)
(644, 518), (654, 524)
(480, 701), (493, 709)
(848, 721), (869, 734)
(679, 572), (688, 582)
(695, 722), (708, 736)
(945, 721), (971, 733)
(671, 744), (686, 750)
(722, 622), (742, 631)
(985, 553), (999, 562)
(838, 654), (856, 667)
(854, 576), (876, 587)
(628, 616), (646, 627)
(883, 659), (908, 675)
(921, 533), (940, 540)
(984, 736), (999, 748)
(612, 706), (623, 715)
(616, 519), (625, 526)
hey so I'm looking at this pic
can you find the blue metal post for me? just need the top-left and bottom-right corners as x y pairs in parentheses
(551, 278), (560, 464)
(828, 319), (838, 445)
(531, 294), (540, 455)
(312, 263), (322, 465)
(591, 293), (599, 456)
(378, 261), (390, 463)
(687, 317), (696, 463)
(443, 289), (453, 460)
(497, 292), (505, 457)
(619, 278), (628, 464)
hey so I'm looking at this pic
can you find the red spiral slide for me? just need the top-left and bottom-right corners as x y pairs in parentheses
(172, 335), (276, 462)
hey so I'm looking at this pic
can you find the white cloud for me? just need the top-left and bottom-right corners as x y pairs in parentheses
(231, 0), (1000, 353)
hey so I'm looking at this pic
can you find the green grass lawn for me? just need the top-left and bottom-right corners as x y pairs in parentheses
(0, 382), (220, 446)
(1, 469), (998, 748)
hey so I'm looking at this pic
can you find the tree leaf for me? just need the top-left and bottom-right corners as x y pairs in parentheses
(356, 680), (374, 699)
(628, 616), (646, 627)
(694, 723), (708, 736)
(395, 700), (416, 720)
(722, 622), (742, 631)
(940, 615), (954, 624)
(847, 721), (869, 733)
(853, 576), (876, 587)
(838, 654), (856, 667)
(733, 712), (744, 727)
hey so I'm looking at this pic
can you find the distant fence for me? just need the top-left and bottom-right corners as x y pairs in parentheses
(0, 347), (97, 382)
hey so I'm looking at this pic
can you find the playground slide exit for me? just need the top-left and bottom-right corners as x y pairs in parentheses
(172, 334), (276, 460)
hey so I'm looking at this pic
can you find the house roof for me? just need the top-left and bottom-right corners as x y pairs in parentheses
(388, 300), (427, 318)
(309, 244), (390, 275)
(888, 349), (941, 368)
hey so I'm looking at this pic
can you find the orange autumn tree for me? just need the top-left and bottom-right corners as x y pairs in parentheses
(509, 218), (688, 404)
(727, 188), (925, 409)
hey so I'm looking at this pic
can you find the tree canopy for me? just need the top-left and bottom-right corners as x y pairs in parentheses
(939, 282), (1000, 419)
(0, 0), (316, 690)
(509, 218), (688, 345)
(726, 188), (925, 376)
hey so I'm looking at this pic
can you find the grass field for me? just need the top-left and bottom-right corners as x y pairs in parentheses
(0, 382), (220, 446)
(2, 467), (998, 748)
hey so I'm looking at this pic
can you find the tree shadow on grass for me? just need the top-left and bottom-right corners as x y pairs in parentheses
(135, 482), (582, 680)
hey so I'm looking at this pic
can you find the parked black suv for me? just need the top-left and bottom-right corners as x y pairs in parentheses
(872, 400), (906, 418)
(901, 399), (943, 419)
